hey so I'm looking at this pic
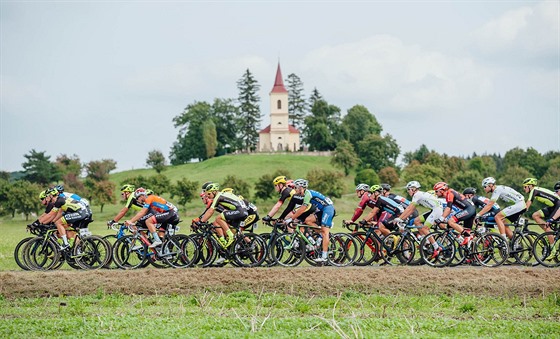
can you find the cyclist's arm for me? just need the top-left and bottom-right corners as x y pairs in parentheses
(128, 207), (149, 224)
(278, 198), (297, 220)
(200, 207), (215, 223)
(476, 200), (495, 217)
(266, 200), (284, 218)
(112, 206), (130, 223)
(399, 202), (417, 221)
(39, 209), (58, 224)
(364, 207), (379, 222)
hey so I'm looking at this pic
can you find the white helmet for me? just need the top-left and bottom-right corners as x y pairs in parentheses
(355, 183), (370, 191)
(293, 179), (308, 188)
(406, 181), (421, 190)
(481, 177), (496, 188)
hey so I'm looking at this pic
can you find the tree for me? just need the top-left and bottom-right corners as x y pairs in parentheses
(303, 100), (343, 151)
(236, 69), (261, 152)
(449, 170), (483, 192)
(331, 140), (359, 176)
(498, 166), (531, 193)
(286, 73), (307, 130)
(222, 175), (251, 199)
(378, 167), (400, 187)
(308, 87), (323, 109)
(253, 169), (292, 201)
(341, 105), (382, 150)
(170, 178), (199, 207)
(84, 159), (116, 182)
(212, 98), (241, 155)
(84, 179), (115, 213)
(401, 161), (445, 189)
(403, 145), (431, 165)
(55, 154), (85, 195)
(2, 180), (41, 219)
(354, 169), (379, 187)
(503, 147), (547, 178)
(170, 101), (212, 164)
(21, 149), (60, 185)
(202, 120), (217, 159)
(356, 134), (400, 172)
(307, 168), (345, 198)
(146, 150), (167, 173)
(467, 156), (497, 178)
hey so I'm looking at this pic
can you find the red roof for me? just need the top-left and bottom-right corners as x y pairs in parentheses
(259, 124), (299, 134)
(270, 63), (288, 94)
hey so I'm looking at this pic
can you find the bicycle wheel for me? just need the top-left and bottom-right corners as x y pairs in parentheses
(510, 231), (539, 266)
(473, 233), (509, 267)
(161, 234), (197, 268)
(408, 233), (426, 266)
(24, 237), (60, 271)
(101, 234), (117, 268)
(532, 232), (560, 268)
(328, 233), (358, 267)
(14, 237), (34, 270)
(260, 233), (279, 267)
(355, 233), (381, 266)
(75, 236), (112, 270)
(272, 233), (304, 267)
(381, 232), (415, 266)
(189, 234), (217, 267)
(232, 233), (268, 267)
(112, 235), (148, 269)
(420, 232), (455, 267)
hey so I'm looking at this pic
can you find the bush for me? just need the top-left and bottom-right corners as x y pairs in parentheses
(222, 175), (251, 199)
(354, 169), (379, 187)
(307, 168), (345, 198)
(253, 169), (292, 201)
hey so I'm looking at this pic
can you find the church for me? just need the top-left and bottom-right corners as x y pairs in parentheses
(257, 63), (300, 152)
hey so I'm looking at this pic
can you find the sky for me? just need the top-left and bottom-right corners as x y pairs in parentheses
(1, 0), (559, 173)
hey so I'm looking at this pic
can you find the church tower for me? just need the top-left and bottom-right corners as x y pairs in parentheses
(258, 63), (300, 152)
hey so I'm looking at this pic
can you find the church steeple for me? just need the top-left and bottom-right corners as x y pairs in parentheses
(270, 63), (288, 94)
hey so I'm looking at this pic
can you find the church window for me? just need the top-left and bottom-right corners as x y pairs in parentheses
(277, 100), (282, 109)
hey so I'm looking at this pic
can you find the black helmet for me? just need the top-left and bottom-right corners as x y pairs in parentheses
(554, 181), (560, 191)
(463, 187), (476, 195)
(380, 183), (391, 191)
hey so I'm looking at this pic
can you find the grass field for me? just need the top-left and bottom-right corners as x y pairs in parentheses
(1, 154), (559, 338)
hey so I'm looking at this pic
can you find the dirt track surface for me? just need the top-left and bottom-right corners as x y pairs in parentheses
(1, 267), (559, 299)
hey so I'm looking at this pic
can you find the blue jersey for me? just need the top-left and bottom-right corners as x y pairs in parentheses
(374, 196), (404, 216)
(308, 190), (333, 211)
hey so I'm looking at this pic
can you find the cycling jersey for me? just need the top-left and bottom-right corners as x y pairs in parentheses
(471, 195), (501, 219)
(62, 192), (90, 207)
(373, 196), (404, 216)
(489, 185), (525, 205)
(387, 193), (418, 219)
(410, 191), (444, 226)
(143, 195), (177, 214)
(527, 187), (559, 207)
(308, 189), (336, 228)
(350, 192), (376, 222)
(442, 189), (474, 211)
(210, 191), (248, 224)
(125, 194), (144, 211)
(280, 189), (317, 221)
(308, 190), (333, 211)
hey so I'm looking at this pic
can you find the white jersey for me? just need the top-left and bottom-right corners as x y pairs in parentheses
(411, 191), (442, 210)
(490, 185), (524, 205)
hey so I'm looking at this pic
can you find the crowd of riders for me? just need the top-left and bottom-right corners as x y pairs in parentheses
(31, 175), (560, 265)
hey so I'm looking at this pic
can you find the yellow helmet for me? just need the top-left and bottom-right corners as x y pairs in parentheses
(221, 188), (234, 194)
(273, 176), (287, 185)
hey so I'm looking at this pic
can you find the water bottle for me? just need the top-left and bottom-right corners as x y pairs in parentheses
(307, 236), (315, 245)
(316, 236), (322, 249)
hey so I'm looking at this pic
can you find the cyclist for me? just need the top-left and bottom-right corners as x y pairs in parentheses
(381, 183), (419, 223)
(194, 183), (247, 248)
(477, 177), (526, 241)
(107, 184), (144, 228)
(262, 176), (295, 223)
(222, 187), (260, 230)
(36, 187), (92, 250)
(125, 188), (180, 248)
(462, 187), (501, 223)
(523, 178), (560, 248)
(295, 179), (335, 263)
(363, 185), (404, 237)
(54, 184), (91, 210)
(394, 181), (443, 256)
(433, 182), (475, 245)
(344, 184), (377, 225)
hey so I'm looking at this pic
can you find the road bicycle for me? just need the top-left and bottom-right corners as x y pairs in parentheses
(24, 221), (111, 270)
(112, 221), (198, 269)
(532, 220), (560, 268)
(343, 221), (415, 266)
(272, 220), (358, 267)
(189, 221), (267, 267)
(260, 218), (290, 267)
(419, 222), (509, 267)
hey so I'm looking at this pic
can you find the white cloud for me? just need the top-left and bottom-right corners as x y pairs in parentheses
(299, 35), (493, 116)
(472, 1), (559, 57)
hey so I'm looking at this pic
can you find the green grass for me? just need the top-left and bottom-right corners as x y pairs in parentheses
(0, 291), (558, 338)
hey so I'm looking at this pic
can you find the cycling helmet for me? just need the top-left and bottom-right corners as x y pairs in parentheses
(120, 184), (135, 193)
(221, 187), (234, 193)
(286, 179), (295, 188)
(55, 184), (64, 193)
(522, 178), (538, 186)
(380, 183), (391, 191)
(201, 181), (213, 190)
(481, 177), (496, 188)
(293, 179), (308, 188)
(433, 182), (448, 191)
(463, 187), (476, 195)
(370, 184), (383, 193)
(355, 183), (370, 191)
(205, 183), (220, 192)
(39, 190), (48, 200)
(405, 181), (421, 190)
(145, 188), (154, 196)
(40, 187), (57, 200)
(554, 181), (560, 191)
(273, 176), (287, 185)
(134, 187), (147, 198)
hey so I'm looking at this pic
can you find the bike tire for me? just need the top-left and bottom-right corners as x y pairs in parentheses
(24, 237), (60, 271)
(473, 233), (509, 267)
(75, 235), (112, 270)
(419, 232), (455, 267)
(532, 232), (560, 268)
(112, 235), (148, 270)
(272, 233), (304, 267)
(14, 237), (34, 271)
(232, 233), (268, 267)
(381, 232), (415, 266)
(328, 233), (358, 267)
(510, 231), (539, 266)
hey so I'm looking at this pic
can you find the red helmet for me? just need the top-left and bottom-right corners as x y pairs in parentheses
(433, 182), (448, 191)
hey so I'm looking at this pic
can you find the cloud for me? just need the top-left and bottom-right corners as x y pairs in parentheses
(299, 35), (493, 116)
(472, 1), (559, 59)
